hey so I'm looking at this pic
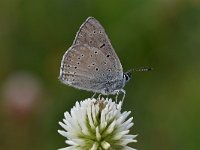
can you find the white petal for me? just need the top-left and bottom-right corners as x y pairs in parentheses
(90, 142), (99, 150)
(87, 105), (95, 129)
(112, 130), (130, 140)
(65, 140), (78, 146)
(124, 146), (137, 150)
(101, 141), (110, 149)
(58, 146), (76, 150)
(105, 120), (116, 134)
(95, 127), (101, 141)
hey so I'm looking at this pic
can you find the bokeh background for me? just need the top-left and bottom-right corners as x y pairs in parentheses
(0, 0), (200, 149)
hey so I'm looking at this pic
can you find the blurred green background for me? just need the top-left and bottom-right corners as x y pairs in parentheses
(0, 0), (200, 149)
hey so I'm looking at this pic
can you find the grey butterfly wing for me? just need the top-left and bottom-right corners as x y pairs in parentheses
(59, 45), (122, 93)
(73, 17), (123, 76)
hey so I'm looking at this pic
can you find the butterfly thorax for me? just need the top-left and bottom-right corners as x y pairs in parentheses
(101, 71), (131, 95)
(100, 79), (125, 95)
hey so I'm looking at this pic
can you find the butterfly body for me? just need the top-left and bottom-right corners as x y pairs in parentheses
(59, 17), (131, 96)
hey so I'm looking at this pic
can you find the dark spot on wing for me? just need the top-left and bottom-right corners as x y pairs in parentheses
(100, 43), (105, 48)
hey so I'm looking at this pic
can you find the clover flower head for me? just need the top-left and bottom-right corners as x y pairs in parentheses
(58, 97), (137, 150)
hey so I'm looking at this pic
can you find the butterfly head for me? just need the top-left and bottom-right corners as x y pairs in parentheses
(123, 67), (152, 84)
(123, 70), (132, 84)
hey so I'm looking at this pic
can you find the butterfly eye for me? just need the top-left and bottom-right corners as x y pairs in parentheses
(93, 31), (96, 34)
(77, 62), (80, 65)
(104, 61), (107, 65)
(78, 57), (81, 60)
(88, 65), (91, 68)
(107, 54), (110, 58)
(94, 51), (98, 54)
(74, 66), (77, 69)
(95, 68), (99, 71)
(81, 54), (84, 57)
(108, 69), (111, 72)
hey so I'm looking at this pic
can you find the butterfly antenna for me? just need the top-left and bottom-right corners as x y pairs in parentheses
(132, 67), (153, 73)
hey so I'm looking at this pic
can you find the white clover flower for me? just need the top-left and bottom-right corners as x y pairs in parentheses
(58, 97), (137, 150)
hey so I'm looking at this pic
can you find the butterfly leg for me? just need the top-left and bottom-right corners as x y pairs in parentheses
(97, 94), (102, 100)
(115, 91), (119, 102)
(121, 89), (126, 104)
(92, 93), (97, 99)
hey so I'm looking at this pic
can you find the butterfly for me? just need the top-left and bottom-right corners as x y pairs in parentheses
(59, 17), (151, 101)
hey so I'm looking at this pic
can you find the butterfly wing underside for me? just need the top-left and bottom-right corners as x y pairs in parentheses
(59, 17), (123, 93)
(73, 17), (123, 75)
(60, 45), (122, 92)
